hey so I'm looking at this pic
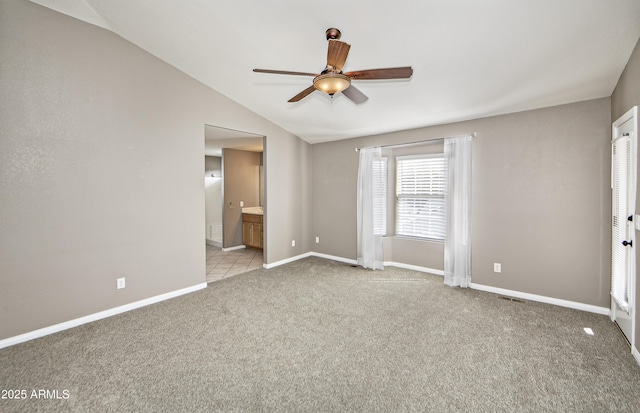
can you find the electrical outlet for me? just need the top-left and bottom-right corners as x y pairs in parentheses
(291, 240), (296, 247)
(240, 201), (244, 207)
(315, 236), (320, 244)
(493, 263), (502, 273)
(117, 277), (126, 289)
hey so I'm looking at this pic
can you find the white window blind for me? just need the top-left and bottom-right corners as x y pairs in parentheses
(396, 154), (446, 240)
(372, 157), (387, 236)
(612, 135), (632, 312)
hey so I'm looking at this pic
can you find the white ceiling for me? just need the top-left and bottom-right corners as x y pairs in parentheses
(32, 0), (640, 144)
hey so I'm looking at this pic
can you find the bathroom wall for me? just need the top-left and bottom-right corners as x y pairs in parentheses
(205, 156), (222, 246)
(222, 149), (261, 248)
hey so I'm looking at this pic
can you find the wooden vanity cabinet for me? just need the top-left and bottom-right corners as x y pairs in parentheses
(242, 213), (263, 249)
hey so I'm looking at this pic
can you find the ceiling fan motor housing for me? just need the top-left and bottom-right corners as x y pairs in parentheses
(325, 28), (341, 40)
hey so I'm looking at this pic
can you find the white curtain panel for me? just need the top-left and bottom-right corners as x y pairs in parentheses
(357, 147), (384, 270)
(444, 135), (472, 287)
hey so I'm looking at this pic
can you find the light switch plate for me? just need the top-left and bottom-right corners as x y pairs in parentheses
(636, 215), (640, 230)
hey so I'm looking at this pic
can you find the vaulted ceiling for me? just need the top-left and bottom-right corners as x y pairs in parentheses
(31, 0), (640, 144)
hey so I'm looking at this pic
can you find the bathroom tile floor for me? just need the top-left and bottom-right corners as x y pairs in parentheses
(206, 244), (264, 283)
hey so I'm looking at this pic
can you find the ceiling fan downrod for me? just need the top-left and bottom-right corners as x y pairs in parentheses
(325, 28), (341, 40)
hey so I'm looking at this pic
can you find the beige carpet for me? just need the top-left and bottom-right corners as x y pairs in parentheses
(1, 257), (639, 412)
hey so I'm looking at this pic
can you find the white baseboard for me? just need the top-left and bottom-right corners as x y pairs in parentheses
(384, 261), (444, 276)
(0, 283), (208, 350)
(311, 252), (357, 266)
(264, 253), (445, 278)
(263, 252), (358, 269)
(470, 283), (610, 315)
(206, 239), (222, 248)
(263, 252), (313, 269)
(222, 245), (246, 252)
(633, 346), (640, 366)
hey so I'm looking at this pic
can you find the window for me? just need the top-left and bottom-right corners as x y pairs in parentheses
(372, 157), (387, 236)
(396, 154), (446, 240)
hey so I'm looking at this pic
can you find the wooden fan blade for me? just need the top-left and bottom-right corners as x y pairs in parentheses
(344, 67), (413, 80)
(327, 40), (351, 71)
(288, 85), (316, 102)
(342, 85), (368, 104)
(253, 68), (319, 77)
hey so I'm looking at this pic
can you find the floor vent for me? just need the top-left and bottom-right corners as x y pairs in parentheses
(497, 295), (526, 304)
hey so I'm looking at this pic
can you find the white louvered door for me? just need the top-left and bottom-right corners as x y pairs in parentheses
(611, 107), (637, 348)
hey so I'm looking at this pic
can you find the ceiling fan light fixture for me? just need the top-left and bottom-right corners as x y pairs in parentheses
(313, 72), (351, 95)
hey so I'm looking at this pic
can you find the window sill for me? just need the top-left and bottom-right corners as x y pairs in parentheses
(393, 235), (444, 244)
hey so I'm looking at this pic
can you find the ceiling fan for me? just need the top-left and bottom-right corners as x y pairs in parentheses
(253, 28), (413, 104)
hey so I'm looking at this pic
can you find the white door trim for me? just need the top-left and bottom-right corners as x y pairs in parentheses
(611, 105), (638, 351)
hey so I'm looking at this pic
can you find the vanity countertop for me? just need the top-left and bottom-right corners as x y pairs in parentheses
(242, 206), (263, 216)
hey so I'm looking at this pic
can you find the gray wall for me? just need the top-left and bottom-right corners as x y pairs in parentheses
(265, 134), (313, 261)
(611, 36), (640, 353)
(222, 149), (261, 248)
(0, 0), (311, 340)
(312, 98), (611, 307)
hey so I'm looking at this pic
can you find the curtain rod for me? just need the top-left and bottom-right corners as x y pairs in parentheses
(354, 132), (477, 152)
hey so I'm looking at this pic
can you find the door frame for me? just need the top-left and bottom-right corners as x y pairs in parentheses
(611, 105), (638, 352)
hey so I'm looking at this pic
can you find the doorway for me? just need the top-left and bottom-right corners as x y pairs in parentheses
(204, 125), (265, 281)
(611, 106), (638, 348)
